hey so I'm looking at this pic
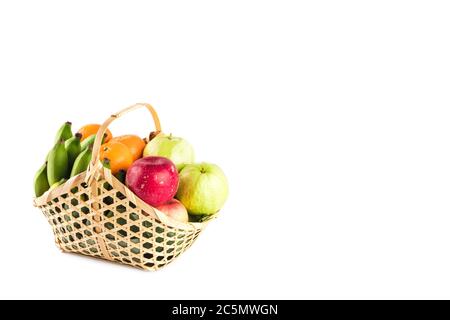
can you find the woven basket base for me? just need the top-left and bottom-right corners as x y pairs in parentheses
(35, 170), (207, 271)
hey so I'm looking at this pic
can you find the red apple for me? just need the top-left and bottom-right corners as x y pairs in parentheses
(155, 199), (188, 223)
(126, 156), (179, 207)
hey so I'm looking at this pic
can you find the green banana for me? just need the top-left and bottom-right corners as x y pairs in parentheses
(70, 146), (92, 177)
(50, 178), (67, 191)
(54, 121), (73, 143)
(80, 133), (107, 151)
(47, 139), (69, 185)
(80, 134), (96, 150)
(34, 162), (50, 197)
(65, 133), (82, 169)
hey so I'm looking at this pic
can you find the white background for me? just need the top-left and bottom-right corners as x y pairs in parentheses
(0, 0), (449, 300)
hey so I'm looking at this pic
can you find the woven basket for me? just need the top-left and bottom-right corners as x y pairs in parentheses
(33, 103), (216, 271)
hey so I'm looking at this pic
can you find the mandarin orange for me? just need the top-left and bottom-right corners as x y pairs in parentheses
(110, 135), (146, 161)
(99, 141), (133, 174)
(77, 124), (113, 143)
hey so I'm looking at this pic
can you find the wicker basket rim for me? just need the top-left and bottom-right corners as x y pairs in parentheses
(33, 169), (217, 231)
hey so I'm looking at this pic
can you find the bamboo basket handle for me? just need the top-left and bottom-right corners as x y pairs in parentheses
(86, 103), (162, 180)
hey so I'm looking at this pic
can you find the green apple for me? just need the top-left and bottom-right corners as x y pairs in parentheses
(176, 163), (229, 215)
(143, 134), (195, 171)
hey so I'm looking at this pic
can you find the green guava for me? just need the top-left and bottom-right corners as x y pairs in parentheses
(143, 134), (195, 171)
(176, 163), (228, 215)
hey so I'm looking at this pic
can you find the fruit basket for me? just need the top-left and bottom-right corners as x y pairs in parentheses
(33, 103), (220, 271)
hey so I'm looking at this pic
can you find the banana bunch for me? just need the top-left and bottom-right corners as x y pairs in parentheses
(33, 122), (95, 197)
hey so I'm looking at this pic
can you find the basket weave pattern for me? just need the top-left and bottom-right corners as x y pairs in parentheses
(34, 103), (212, 270)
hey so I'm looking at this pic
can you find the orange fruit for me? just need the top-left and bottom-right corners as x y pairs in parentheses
(99, 141), (133, 174)
(77, 124), (113, 143)
(111, 135), (146, 161)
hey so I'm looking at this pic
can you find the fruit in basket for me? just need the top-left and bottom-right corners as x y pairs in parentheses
(111, 135), (146, 161)
(47, 140), (69, 185)
(102, 158), (111, 170)
(176, 163), (228, 215)
(115, 169), (127, 184)
(77, 124), (113, 143)
(80, 134), (96, 150)
(34, 162), (50, 197)
(65, 133), (82, 168)
(126, 156), (179, 207)
(80, 133), (108, 151)
(54, 121), (73, 143)
(155, 199), (188, 223)
(50, 178), (67, 191)
(143, 134), (195, 171)
(70, 146), (93, 177)
(99, 141), (133, 174)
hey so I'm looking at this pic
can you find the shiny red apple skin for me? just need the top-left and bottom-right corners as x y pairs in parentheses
(155, 199), (189, 223)
(126, 156), (179, 207)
